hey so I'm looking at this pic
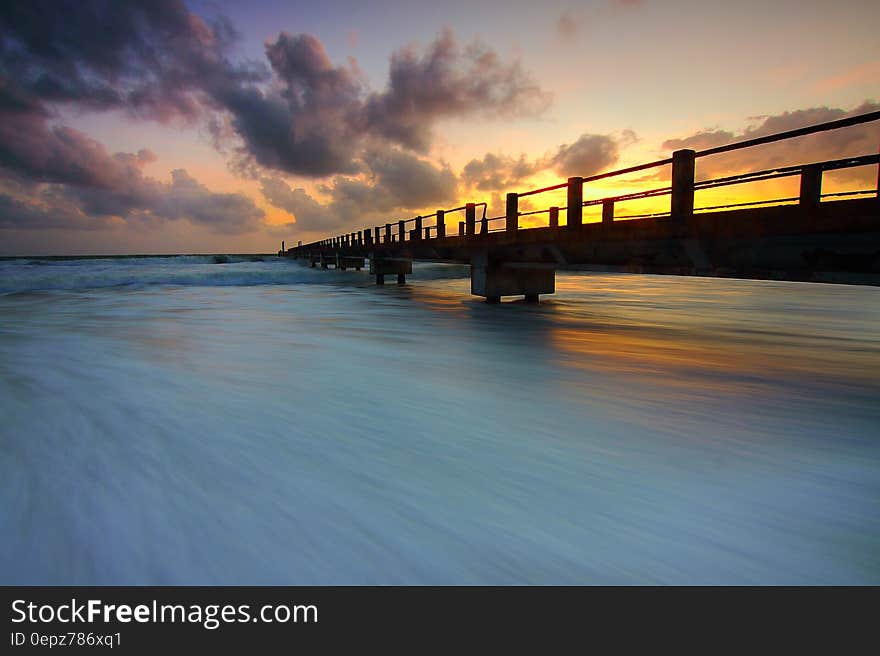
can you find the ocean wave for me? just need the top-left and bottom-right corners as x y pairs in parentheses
(0, 256), (469, 293)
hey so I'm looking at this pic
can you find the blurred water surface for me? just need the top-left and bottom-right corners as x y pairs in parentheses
(1, 256), (878, 583)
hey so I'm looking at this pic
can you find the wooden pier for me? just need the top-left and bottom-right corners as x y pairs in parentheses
(283, 112), (880, 302)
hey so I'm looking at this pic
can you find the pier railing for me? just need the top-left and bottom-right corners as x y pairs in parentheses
(300, 110), (880, 251)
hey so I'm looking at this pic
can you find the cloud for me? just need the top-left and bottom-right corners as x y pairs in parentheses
(462, 153), (544, 191)
(549, 133), (622, 177)
(0, 0), (264, 123)
(155, 169), (265, 233)
(222, 29), (552, 176)
(361, 148), (457, 207)
(259, 147), (457, 234)
(0, 1), (550, 239)
(0, 112), (157, 189)
(220, 32), (365, 177)
(554, 2), (644, 42)
(662, 101), (880, 181)
(361, 29), (551, 153)
(0, 192), (101, 230)
(0, 122), (264, 234)
(556, 11), (580, 41)
(463, 129), (637, 194)
(1, 0), (552, 232)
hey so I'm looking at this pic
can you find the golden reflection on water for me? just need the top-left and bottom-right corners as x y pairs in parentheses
(410, 270), (880, 400)
(550, 275), (880, 399)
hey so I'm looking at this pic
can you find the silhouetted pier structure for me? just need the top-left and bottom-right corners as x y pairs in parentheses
(283, 112), (880, 302)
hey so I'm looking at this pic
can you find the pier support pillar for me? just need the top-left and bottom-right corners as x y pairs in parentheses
(370, 257), (412, 286)
(470, 252), (555, 303)
(337, 254), (366, 271)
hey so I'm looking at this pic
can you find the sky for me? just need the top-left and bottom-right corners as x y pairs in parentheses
(0, 0), (878, 255)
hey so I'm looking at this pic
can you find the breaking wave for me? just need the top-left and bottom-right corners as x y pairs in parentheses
(0, 255), (469, 294)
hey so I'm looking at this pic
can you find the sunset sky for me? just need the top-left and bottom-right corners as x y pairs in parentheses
(1, 0), (878, 255)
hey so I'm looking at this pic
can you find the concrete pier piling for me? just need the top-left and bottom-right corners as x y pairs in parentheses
(370, 257), (412, 286)
(470, 252), (555, 303)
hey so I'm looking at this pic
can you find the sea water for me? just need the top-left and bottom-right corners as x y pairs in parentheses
(1, 255), (878, 584)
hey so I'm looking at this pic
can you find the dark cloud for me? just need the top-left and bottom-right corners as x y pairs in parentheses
(218, 32), (365, 177)
(662, 130), (734, 152)
(361, 29), (551, 152)
(0, 0), (267, 234)
(462, 153), (543, 191)
(362, 148), (457, 207)
(463, 130), (636, 193)
(0, 0), (264, 122)
(156, 169), (264, 233)
(549, 133), (621, 177)
(0, 112), (157, 189)
(0, 192), (100, 230)
(260, 147), (457, 234)
(662, 102), (880, 181)
(0, 1), (549, 237)
(2, 0), (550, 196)
(0, 129), (264, 235)
(222, 29), (551, 176)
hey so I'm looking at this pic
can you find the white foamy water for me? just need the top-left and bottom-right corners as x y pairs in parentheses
(1, 255), (878, 584)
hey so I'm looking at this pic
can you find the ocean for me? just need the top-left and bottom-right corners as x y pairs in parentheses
(1, 255), (878, 584)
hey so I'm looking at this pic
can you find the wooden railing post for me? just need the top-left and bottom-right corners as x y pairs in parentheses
(506, 193), (518, 234)
(671, 149), (695, 223)
(567, 177), (583, 229)
(602, 200), (614, 224)
(414, 216), (422, 240)
(481, 215), (488, 235)
(384, 223), (391, 243)
(436, 210), (445, 238)
(549, 206), (559, 229)
(466, 203), (476, 237)
(398, 219), (405, 243)
(459, 221), (465, 237)
(799, 164), (823, 206)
